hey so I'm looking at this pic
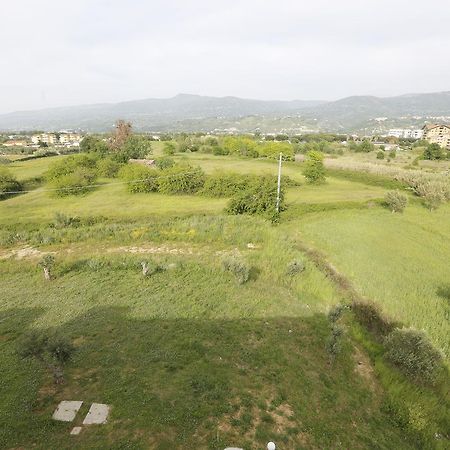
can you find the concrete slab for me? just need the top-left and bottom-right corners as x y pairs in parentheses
(83, 403), (110, 425)
(52, 401), (83, 422)
(224, 448), (243, 450)
(70, 426), (82, 435)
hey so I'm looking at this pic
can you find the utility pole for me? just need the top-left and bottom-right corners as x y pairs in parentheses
(276, 152), (282, 213)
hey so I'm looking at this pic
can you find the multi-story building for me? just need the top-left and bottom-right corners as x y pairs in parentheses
(31, 133), (58, 146)
(387, 129), (423, 139)
(59, 132), (82, 146)
(422, 124), (450, 149)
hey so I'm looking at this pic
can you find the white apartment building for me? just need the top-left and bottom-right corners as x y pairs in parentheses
(387, 129), (423, 139)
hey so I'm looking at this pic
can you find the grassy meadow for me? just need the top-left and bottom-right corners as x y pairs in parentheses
(1, 150), (449, 448)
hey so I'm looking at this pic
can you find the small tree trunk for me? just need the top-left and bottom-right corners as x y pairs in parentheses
(50, 364), (64, 384)
(141, 262), (149, 276)
(43, 267), (51, 281)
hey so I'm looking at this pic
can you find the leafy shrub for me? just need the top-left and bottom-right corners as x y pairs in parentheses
(286, 259), (305, 276)
(349, 139), (375, 153)
(384, 190), (408, 213)
(45, 154), (99, 196)
(202, 173), (296, 198)
(141, 260), (164, 276)
(155, 157), (175, 170)
(352, 301), (395, 336)
(222, 255), (250, 284)
(226, 175), (284, 220)
(53, 212), (79, 229)
(80, 135), (109, 154)
(49, 167), (97, 196)
(423, 143), (444, 161)
(119, 164), (159, 193)
(259, 141), (294, 160)
(212, 146), (228, 156)
(46, 154), (98, 181)
(326, 325), (344, 362)
(38, 254), (55, 269)
(158, 165), (205, 195)
(201, 172), (256, 197)
(376, 150), (385, 160)
(222, 136), (259, 157)
(384, 328), (443, 383)
(115, 135), (153, 162)
(163, 142), (176, 155)
(328, 304), (347, 323)
(303, 151), (326, 184)
(96, 157), (122, 178)
(17, 331), (75, 384)
(0, 168), (22, 199)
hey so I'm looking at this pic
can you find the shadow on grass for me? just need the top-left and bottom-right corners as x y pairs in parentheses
(437, 284), (450, 301)
(0, 306), (421, 450)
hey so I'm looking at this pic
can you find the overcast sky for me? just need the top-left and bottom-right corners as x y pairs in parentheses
(1, 0), (449, 113)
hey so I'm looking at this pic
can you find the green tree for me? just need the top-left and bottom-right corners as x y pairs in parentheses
(0, 168), (22, 199)
(259, 141), (294, 160)
(116, 136), (153, 162)
(163, 142), (176, 155)
(303, 151), (326, 184)
(157, 165), (205, 194)
(423, 143), (443, 160)
(226, 175), (284, 221)
(80, 135), (109, 154)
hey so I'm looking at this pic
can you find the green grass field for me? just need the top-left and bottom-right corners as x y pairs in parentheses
(283, 204), (450, 358)
(1, 153), (449, 448)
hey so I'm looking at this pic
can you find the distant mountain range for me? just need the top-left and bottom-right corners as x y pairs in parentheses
(1, 91), (450, 133)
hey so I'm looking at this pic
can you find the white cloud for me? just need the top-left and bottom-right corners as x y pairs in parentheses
(0, 0), (449, 112)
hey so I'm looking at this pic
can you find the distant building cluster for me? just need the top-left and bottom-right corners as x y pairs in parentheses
(1, 131), (83, 149)
(422, 124), (450, 149)
(31, 132), (83, 147)
(387, 129), (424, 139)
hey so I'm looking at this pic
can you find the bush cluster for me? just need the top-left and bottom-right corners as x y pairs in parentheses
(384, 190), (408, 213)
(119, 164), (160, 193)
(226, 175), (284, 220)
(201, 172), (296, 198)
(352, 301), (395, 337)
(286, 259), (305, 276)
(384, 328), (443, 383)
(174, 135), (295, 160)
(326, 325), (344, 362)
(46, 154), (99, 196)
(0, 168), (22, 199)
(119, 163), (205, 195)
(158, 165), (206, 195)
(96, 157), (122, 178)
(221, 255), (250, 284)
(303, 151), (326, 184)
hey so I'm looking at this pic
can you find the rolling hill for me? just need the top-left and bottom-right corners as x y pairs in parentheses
(1, 91), (450, 133)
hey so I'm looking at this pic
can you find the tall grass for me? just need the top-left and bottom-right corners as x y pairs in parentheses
(324, 158), (450, 206)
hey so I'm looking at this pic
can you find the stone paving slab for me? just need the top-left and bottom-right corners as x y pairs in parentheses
(82, 403), (110, 424)
(52, 401), (83, 422)
(70, 426), (82, 435)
